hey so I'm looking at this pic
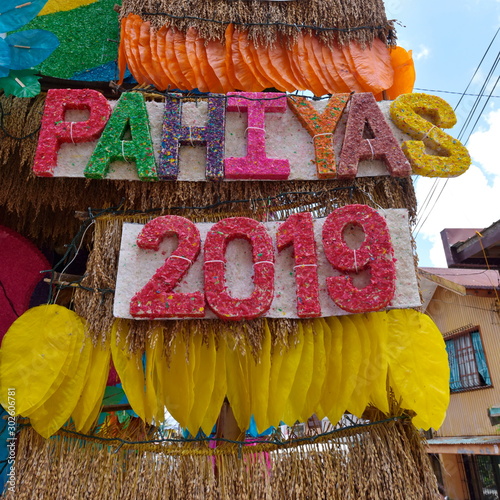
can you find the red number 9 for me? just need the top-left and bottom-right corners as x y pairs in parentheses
(322, 204), (396, 313)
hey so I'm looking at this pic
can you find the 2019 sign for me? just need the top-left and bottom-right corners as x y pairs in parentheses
(114, 205), (420, 320)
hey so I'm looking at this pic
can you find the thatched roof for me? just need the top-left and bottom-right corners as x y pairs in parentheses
(120, 0), (395, 46)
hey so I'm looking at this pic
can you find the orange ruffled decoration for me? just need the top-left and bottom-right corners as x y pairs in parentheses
(118, 14), (414, 98)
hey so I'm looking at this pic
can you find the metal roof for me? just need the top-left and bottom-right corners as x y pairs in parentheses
(426, 435), (500, 455)
(427, 436), (500, 446)
(419, 267), (500, 291)
(441, 219), (500, 269)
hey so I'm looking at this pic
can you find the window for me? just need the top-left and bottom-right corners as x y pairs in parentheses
(445, 328), (492, 392)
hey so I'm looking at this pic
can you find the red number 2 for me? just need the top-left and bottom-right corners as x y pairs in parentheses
(129, 215), (205, 318)
(322, 204), (396, 313)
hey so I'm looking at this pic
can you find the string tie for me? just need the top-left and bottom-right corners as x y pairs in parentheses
(170, 255), (193, 265)
(245, 126), (266, 136)
(421, 125), (437, 140)
(313, 132), (333, 141)
(366, 139), (375, 160)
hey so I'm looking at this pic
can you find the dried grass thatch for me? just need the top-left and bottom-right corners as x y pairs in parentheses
(6, 418), (442, 500)
(121, 0), (395, 46)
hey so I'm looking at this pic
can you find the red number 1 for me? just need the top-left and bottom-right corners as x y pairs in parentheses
(277, 212), (321, 317)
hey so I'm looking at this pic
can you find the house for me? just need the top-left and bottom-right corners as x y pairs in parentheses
(420, 221), (500, 500)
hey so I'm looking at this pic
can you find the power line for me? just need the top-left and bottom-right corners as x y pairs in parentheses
(414, 28), (500, 236)
(457, 50), (500, 142)
(464, 74), (500, 146)
(414, 178), (449, 239)
(414, 88), (500, 99)
(453, 26), (500, 112)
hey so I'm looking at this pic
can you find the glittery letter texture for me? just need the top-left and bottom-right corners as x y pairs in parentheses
(204, 217), (275, 320)
(390, 93), (471, 177)
(130, 215), (205, 319)
(224, 92), (290, 179)
(338, 93), (411, 179)
(277, 212), (321, 317)
(322, 204), (396, 313)
(33, 89), (111, 177)
(287, 94), (350, 179)
(85, 92), (158, 181)
(159, 95), (225, 181)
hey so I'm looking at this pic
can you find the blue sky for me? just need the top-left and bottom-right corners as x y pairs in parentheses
(385, 0), (500, 267)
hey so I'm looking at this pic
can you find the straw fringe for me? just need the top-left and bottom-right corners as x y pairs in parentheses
(121, 0), (395, 47)
(7, 420), (442, 499)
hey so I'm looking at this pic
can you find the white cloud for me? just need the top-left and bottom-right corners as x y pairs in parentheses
(471, 68), (485, 86)
(415, 108), (500, 266)
(413, 45), (430, 61)
(466, 107), (500, 175)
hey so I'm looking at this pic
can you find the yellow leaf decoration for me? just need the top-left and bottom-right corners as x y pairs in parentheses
(151, 327), (167, 425)
(283, 322), (314, 425)
(330, 316), (363, 424)
(71, 341), (110, 433)
(225, 334), (252, 431)
(200, 334), (226, 436)
(317, 316), (343, 420)
(247, 320), (272, 433)
(300, 318), (326, 423)
(365, 312), (390, 414)
(346, 314), (372, 418)
(145, 332), (159, 425)
(387, 309), (450, 430)
(267, 323), (304, 427)
(110, 320), (147, 422)
(187, 331), (217, 435)
(0, 305), (83, 415)
(157, 331), (195, 429)
(0, 305), (450, 437)
(29, 333), (92, 439)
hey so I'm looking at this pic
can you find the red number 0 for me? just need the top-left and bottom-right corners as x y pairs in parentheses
(204, 217), (275, 320)
(322, 204), (396, 313)
(129, 215), (205, 318)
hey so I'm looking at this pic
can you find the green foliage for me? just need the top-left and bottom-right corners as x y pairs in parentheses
(0, 0), (58, 97)
(0, 69), (42, 98)
(22, 0), (120, 79)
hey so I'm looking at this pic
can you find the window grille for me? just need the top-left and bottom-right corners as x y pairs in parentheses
(445, 328), (492, 393)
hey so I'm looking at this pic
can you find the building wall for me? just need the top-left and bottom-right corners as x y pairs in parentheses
(441, 454), (469, 500)
(426, 287), (500, 437)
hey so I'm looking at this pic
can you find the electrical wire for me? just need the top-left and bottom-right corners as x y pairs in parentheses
(453, 26), (500, 112)
(413, 28), (500, 236)
(414, 179), (450, 238)
(414, 88), (500, 99)
(464, 75), (500, 146)
(457, 51), (500, 142)
(0, 279), (20, 318)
